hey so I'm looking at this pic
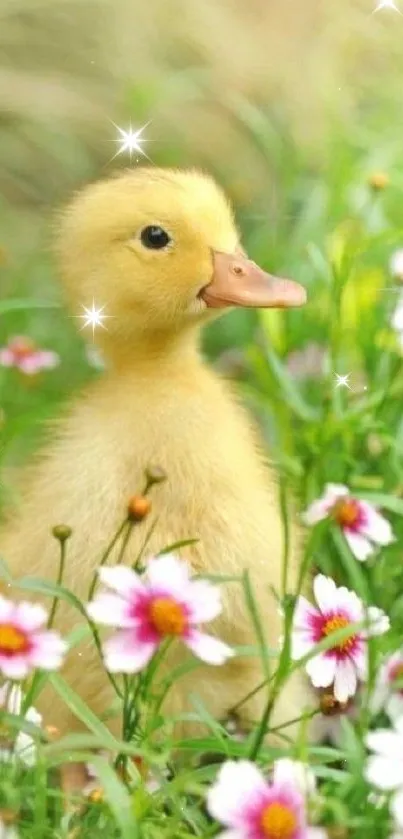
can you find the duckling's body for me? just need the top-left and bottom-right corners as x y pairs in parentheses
(1, 168), (312, 742)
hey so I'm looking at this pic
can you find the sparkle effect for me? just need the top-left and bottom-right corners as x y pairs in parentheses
(111, 121), (152, 163)
(373, 0), (402, 13)
(334, 373), (351, 389)
(76, 302), (112, 339)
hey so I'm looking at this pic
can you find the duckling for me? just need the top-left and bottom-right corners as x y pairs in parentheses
(0, 167), (314, 747)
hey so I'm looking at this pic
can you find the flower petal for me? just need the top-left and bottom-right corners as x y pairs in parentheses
(366, 755), (403, 790)
(313, 575), (338, 612)
(207, 760), (267, 827)
(146, 554), (191, 598)
(103, 630), (157, 673)
(306, 654), (336, 688)
(0, 655), (30, 679)
(98, 566), (145, 598)
(86, 593), (137, 628)
(30, 632), (67, 670)
(366, 729), (403, 759)
(359, 503), (395, 546)
(0, 348), (15, 366)
(333, 659), (357, 703)
(185, 631), (234, 665)
(293, 596), (318, 631)
(273, 759), (316, 797)
(14, 602), (48, 632)
(185, 581), (223, 624)
(0, 597), (15, 623)
(343, 529), (373, 562)
(365, 607), (390, 637)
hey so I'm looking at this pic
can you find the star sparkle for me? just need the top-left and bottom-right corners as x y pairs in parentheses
(75, 302), (112, 340)
(111, 121), (152, 163)
(372, 0), (402, 14)
(334, 373), (352, 390)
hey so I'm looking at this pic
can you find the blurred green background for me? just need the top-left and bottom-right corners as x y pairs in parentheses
(2, 0), (403, 516)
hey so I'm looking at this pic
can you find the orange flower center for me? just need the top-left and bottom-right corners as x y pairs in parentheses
(149, 597), (186, 636)
(260, 803), (297, 839)
(333, 499), (360, 528)
(322, 615), (355, 653)
(11, 339), (35, 360)
(0, 624), (29, 655)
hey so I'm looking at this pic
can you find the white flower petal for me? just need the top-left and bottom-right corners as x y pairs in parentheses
(333, 659), (357, 703)
(146, 554), (191, 598)
(13, 602), (48, 631)
(386, 695), (403, 723)
(365, 756), (403, 791)
(302, 499), (332, 526)
(343, 529), (374, 562)
(366, 729), (403, 759)
(0, 597), (15, 623)
(98, 566), (145, 598)
(0, 684), (23, 715)
(293, 596), (318, 630)
(30, 632), (67, 670)
(273, 758), (316, 796)
(185, 631), (234, 665)
(86, 593), (137, 628)
(365, 607), (390, 637)
(313, 575), (338, 612)
(0, 655), (30, 680)
(103, 631), (157, 674)
(207, 760), (267, 826)
(292, 632), (314, 660)
(185, 581), (223, 624)
(359, 503), (395, 546)
(306, 654), (336, 688)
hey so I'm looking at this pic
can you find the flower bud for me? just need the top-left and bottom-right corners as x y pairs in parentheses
(52, 524), (72, 542)
(127, 496), (152, 522)
(145, 465), (167, 487)
(368, 171), (389, 191)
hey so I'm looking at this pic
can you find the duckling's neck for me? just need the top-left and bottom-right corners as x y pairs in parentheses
(99, 325), (203, 376)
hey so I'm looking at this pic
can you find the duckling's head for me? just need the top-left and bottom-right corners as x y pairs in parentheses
(56, 167), (306, 358)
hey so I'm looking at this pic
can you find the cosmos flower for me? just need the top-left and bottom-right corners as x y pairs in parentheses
(291, 574), (390, 703)
(0, 336), (59, 375)
(87, 554), (234, 673)
(0, 597), (67, 679)
(371, 651), (403, 723)
(366, 717), (403, 830)
(303, 484), (395, 561)
(206, 759), (326, 839)
(0, 683), (42, 766)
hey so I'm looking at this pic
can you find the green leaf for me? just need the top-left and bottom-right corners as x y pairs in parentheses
(47, 673), (120, 749)
(0, 299), (61, 315)
(89, 755), (140, 839)
(261, 345), (320, 422)
(241, 571), (271, 681)
(158, 538), (199, 555)
(353, 491), (403, 516)
(330, 527), (371, 602)
(15, 577), (87, 617)
(0, 555), (13, 583)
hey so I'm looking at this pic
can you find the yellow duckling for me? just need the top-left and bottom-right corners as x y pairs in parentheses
(1, 167), (313, 747)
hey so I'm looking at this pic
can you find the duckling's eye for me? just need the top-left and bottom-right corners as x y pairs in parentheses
(140, 226), (171, 250)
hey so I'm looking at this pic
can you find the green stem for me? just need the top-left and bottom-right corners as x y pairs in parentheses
(88, 518), (128, 601)
(47, 539), (67, 629)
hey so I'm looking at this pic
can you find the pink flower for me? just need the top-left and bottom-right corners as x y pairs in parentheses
(86, 554), (234, 674)
(291, 575), (389, 704)
(303, 484), (395, 561)
(0, 336), (59, 375)
(0, 597), (67, 679)
(371, 651), (403, 723)
(207, 759), (325, 839)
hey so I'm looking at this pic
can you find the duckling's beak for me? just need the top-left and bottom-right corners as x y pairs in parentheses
(200, 251), (307, 309)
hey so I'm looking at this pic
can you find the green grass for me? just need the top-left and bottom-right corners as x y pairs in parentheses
(2, 94), (403, 837)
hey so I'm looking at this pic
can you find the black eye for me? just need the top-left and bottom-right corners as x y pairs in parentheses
(140, 225), (171, 250)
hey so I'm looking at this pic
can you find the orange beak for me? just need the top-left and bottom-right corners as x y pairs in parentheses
(200, 251), (307, 309)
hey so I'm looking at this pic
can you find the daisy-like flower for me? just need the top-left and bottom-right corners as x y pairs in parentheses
(0, 597), (67, 679)
(87, 554), (234, 673)
(372, 651), (403, 723)
(292, 575), (390, 704)
(390, 250), (403, 282)
(366, 717), (403, 830)
(0, 683), (42, 766)
(303, 483), (394, 562)
(0, 336), (59, 375)
(207, 759), (326, 839)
